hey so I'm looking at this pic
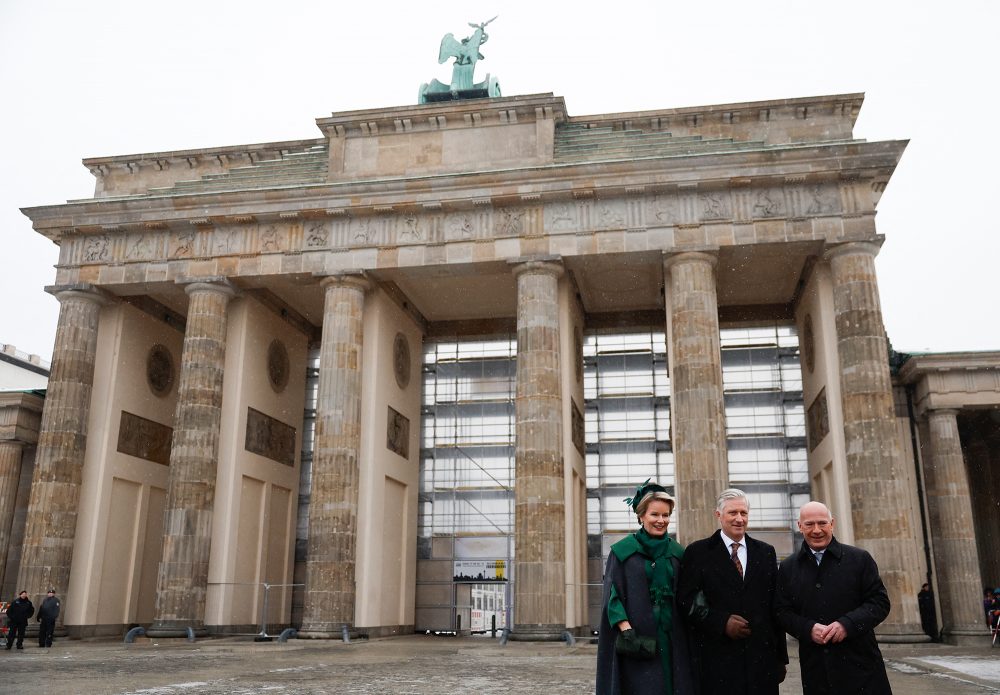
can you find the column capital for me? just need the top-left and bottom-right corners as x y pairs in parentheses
(822, 239), (883, 263)
(662, 250), (718, 272)
(315, 272), (371, 293)
(44, 283), (112, 306)
(926, 407), (962, 420)
(509, 256), (564, 279)
(176, 276), (237, 299)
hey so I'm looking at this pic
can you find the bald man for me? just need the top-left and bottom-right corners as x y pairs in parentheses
(775, 502), (892, 695)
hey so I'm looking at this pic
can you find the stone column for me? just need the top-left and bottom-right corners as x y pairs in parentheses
(300, 274), (369, 638)
(0, 441), (24, 589)
(511, 260), (565, 640)
(924, 408), (988, 643)
(148, 280), (234, 637)
(663, 252), (728, 544)
(16, 286), (104, 616)
(825, 241), (924, 640)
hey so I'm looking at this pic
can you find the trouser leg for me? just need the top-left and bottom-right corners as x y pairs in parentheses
(41, 618), (55, 646)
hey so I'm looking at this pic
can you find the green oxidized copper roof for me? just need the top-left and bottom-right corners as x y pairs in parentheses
(553, 122), (860, 164)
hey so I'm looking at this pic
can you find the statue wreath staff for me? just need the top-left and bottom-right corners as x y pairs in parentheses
(419, 17), (502, 103)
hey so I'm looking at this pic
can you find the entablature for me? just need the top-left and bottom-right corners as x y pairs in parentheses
(27, 138), (905, 243)
(899, 352), (1000, 416)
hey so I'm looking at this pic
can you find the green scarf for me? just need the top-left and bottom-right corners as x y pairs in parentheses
(611, 529), (683, 631)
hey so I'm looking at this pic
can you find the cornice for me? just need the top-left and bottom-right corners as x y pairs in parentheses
(569, 93), (865, 130)
(316, 93), (567, 137)
(22, 139), (907, 241)
(898, 352), (1000, 384)
(81, 138), (326, 178)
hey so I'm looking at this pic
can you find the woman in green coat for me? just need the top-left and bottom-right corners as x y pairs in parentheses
(596, 481), (694, 695)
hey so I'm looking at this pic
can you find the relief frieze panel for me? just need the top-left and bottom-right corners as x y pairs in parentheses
(58, 180), (854, 270)
(751, 188), (786, 218)
(304, 219), (332, 249)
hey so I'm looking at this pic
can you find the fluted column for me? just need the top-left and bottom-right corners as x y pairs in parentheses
(300, 274), (369, 637)
(924, 408), (987, 643)
(148, 280), (234, 637)
(825, 241), (924, 640)
(511, 260), (565, 640)
(663, 252), (728, 544)
(0, 441), (24, 590)
(17, 286), (104, 618)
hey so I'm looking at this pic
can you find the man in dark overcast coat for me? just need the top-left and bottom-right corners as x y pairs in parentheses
(776, 501), (892, 695)
(677, 488), (787, 695)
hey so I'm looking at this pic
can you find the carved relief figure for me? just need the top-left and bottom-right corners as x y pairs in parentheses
(496, 208), (524, 236)
(805, 185), (837, 215)
(353, 219), (374, 245)
(400, 214), (423, 241)
(446, 213), (474, 239)
(700, 191), (729, 220)
(651, 194), (676, 223)
(546, 202), (575, 230)
(215, 227), (241, 254)
(84, 235), (110, 262)
(173, 230), (195, 258)
(598, 202), (625, 227)
(260, 224), (280, 252)
(753, 190), (782, 217)
(306, 222), (330, 248)
(126, 233), (152, 259)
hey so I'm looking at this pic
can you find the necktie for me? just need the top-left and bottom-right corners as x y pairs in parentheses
(814, 551), (823, 566)
(731, 542), (743, 577)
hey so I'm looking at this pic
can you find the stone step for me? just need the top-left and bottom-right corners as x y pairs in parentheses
(554, 134), (704, 152)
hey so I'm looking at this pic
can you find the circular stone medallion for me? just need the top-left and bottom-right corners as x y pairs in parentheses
(147, 344), (175, 396)
(267, 339), (290, 393)
(393, 333), (411, 389)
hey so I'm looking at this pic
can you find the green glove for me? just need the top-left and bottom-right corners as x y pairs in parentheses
(615, 628), (657, 659)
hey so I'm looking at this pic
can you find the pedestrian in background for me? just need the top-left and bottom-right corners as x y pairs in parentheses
(37, 589), (60, 648)
(917, 583), (938, 642)
(5, 591), (34, 650)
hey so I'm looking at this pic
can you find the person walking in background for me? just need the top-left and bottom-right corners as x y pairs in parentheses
(596, 480), (693, 695)
(776, 501), (892, 694)
(917, 582), (938, 641)
(37, 589), (60, 648)
(5, 591), (34, 650)
(677, 488), (787, 695)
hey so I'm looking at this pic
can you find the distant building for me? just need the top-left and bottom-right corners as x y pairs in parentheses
(14, 91), (1000, 644)
(0, 344), (47, 599)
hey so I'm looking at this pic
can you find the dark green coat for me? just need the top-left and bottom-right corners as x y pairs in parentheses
(596, 535), (694, 695)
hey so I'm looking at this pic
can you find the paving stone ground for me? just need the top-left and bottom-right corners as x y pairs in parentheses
(0, 634), (997, 694)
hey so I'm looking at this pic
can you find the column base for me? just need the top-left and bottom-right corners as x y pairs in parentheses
(942, 627), (990, 646)
(875, 628), (931, 644)
(146, 621), (208, 639)
(298, 622), (357, 640)
(508, 624), (567, 642)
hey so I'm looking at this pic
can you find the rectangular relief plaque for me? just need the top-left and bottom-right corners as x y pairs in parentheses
(245, 407), (296, 466)
(387, 405), (410, 459)
(117, 411), (172, 465)
(571, 399), (585, 456)
(806, 388), (830, 452)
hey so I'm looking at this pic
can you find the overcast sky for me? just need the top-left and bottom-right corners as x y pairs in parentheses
(1, 0), (997, 361)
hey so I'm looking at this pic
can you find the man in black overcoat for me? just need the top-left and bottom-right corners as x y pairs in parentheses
(677, 488), (788, 695)
(776, 501), (892, 695)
